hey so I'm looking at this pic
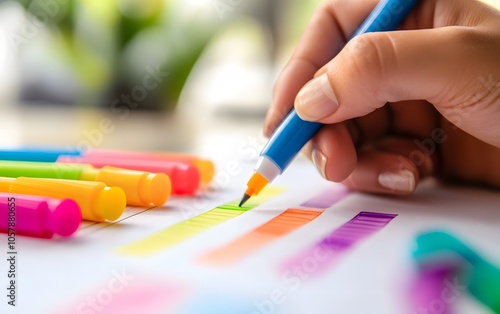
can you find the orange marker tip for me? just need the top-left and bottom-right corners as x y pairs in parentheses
(238, 193), (251, 207)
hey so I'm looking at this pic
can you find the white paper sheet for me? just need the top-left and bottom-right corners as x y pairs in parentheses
(0, 157), (499, 314)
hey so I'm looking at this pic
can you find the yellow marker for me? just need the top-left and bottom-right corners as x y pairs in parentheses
(0, 161), (171, 207)
(0, 177), (126, 222)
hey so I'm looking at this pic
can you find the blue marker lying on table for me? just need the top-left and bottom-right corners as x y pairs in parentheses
(0, 148), (81, 162)
(239, 0), (420, 206)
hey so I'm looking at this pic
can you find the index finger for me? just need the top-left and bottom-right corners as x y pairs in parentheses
(264, 0), (379, 137)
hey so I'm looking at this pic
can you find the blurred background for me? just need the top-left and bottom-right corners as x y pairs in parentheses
(0, 0), (498, 157)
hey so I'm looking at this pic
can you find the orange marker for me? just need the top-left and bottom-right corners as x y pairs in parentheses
(0, 177), (126, 222)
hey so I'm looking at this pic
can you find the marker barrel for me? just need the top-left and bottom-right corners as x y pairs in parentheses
(0, 148), (81, 162)
(0, 193), (81, 238)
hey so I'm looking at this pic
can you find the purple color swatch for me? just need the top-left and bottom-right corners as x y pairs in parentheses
(300, 185), (350, 209)
(281, 211), (397, 275)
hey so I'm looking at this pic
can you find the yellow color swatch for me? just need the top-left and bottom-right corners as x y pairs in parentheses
(117, 187), (285, 256)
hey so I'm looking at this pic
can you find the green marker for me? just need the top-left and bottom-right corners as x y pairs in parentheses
(0, 160), (171, 207)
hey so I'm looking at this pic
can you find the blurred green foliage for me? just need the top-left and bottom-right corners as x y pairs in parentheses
(15, 0), (324, 111)
(18, 0), (218, 110)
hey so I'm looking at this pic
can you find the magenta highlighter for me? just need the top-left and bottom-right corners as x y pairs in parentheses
(0, 193), (82, 238)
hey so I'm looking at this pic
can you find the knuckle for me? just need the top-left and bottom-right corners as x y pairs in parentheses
(342, 33), (397, 98)
(317, 0), (334, 13)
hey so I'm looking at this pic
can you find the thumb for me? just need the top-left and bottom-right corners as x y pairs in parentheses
(294, 27), (500, 147)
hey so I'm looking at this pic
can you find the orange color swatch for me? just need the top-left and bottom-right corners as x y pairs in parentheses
(198, 208), (323, 265)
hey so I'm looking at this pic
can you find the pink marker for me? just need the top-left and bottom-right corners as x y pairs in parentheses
(56, 156), (200, 195)
(82, 149), (214, 185)
(0, 193), (82, 238)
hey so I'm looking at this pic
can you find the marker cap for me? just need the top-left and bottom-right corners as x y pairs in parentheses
(0, 193), (81, 238)
(46, 198), (82, 236)
(0, 177), (126, 222)
(93, 186), (127, 221)
(192, 159), (214, 184)
(81, 166), (171, 206)
(165, 162), (201, 195)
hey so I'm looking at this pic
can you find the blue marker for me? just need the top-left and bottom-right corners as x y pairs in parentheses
(0, 148), (82, 162)
(239, 0), (419, 206)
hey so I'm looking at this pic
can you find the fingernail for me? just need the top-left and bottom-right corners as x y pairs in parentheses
(378, 170), (416, 193)
(295, 74), (339, 120)
(312, 148), (328, 179)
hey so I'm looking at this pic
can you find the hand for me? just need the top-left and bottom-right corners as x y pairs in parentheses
(264, 0), (500, 195)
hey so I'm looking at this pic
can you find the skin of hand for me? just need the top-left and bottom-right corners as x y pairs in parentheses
(264, 0), (500, 195)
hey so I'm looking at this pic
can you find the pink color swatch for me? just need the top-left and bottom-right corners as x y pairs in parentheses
(55, 279), (185, 314)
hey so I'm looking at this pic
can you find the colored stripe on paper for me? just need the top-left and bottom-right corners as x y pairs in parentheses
(300, 185), (350, 208)
(199, 208), (323, 265)
(178, 294), (255, 314)
(281, 211), (397, 275)
(117, 187), (284, 256)
(55, 280), (186, 314)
